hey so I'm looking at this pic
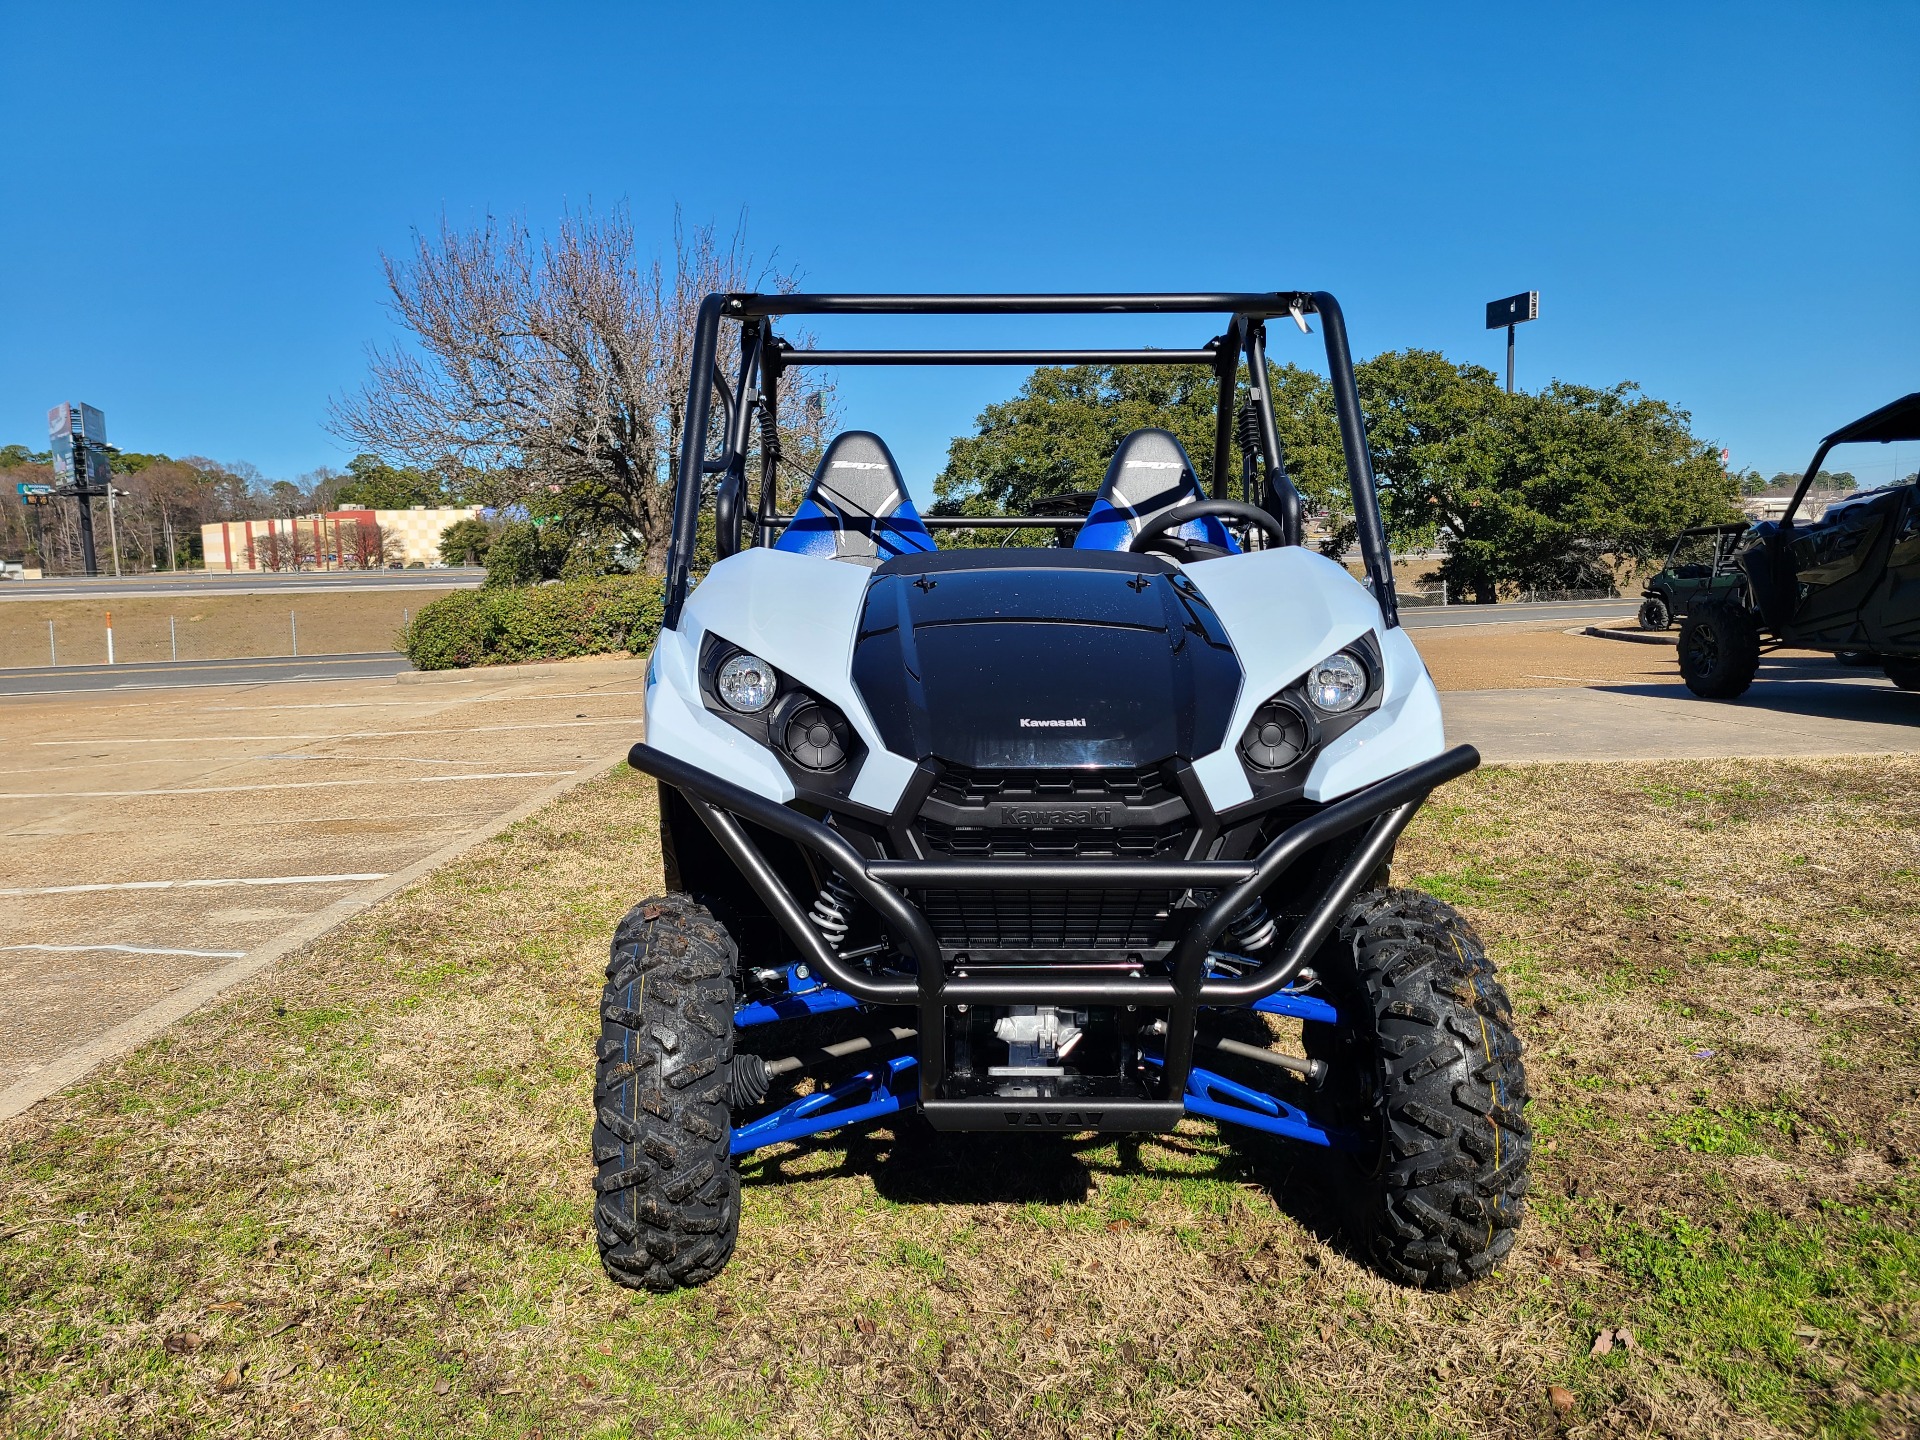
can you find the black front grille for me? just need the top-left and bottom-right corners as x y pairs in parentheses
(929, 763), (1179, 809)
(918, 819), (1189, 860)
(912, 762), (1194, 950)
(915, 888), (1176, 951)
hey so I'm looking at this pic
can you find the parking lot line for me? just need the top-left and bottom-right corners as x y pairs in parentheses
(1, 943), (249, 959)
(1, 873), (389, 897)
(0, 770), (573, 799)
(28, 718), (644, 744)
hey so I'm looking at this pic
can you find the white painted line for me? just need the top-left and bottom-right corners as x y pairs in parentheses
(0, 770), (573, 799)
(1, 943), (249, 959)
(33, 718), (643, 745)
(1, 872), (389, 898)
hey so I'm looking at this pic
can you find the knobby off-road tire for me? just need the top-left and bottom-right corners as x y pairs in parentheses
(1305, 888), (1531, 1290)
(1637, 594), (1671, 631)
(1885, 657), (1920, 692)
(1677, 599), (1761, 699)
(593, 895), (740, 1291)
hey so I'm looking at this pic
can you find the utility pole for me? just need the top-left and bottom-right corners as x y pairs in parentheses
(1483, 292), (1539, 395)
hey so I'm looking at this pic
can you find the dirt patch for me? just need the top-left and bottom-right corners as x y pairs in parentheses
(2, 759), (1917, 1437)
(0, 590), (457, 667)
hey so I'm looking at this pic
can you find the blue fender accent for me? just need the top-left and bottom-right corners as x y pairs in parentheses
(730, 1054), (917, 1156)
(734, 965), (862, 1027)
(1250, 990), (1339, 1025)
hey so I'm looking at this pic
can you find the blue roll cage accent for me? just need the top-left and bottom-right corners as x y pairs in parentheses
(727, 978), (1350, 1155)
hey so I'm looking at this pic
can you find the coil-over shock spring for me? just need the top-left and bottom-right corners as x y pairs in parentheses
(1226, 896), (1277, 953)
(808, 873), (857, 949)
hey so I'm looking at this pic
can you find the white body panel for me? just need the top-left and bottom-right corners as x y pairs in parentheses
(1180, 547), (1448, 806)
(644, 548), (921, 811)
(643, 543), (1448, 814)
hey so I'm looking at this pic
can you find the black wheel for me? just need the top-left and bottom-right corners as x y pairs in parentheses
(1637, 594), (1670, 631)
(1304, 889), (1531, 1290)
(1886, 658), (1920, 691)
(593, 894), (740, 1291)
(1677, 600), (1761, 699)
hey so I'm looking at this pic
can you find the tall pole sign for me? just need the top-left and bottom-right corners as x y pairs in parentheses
(1484, 291), (1539, 395)
(47, 402), (115, 576)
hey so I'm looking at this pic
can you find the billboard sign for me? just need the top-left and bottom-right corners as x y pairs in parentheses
(16, 483), (54, 497)
(1485, 292), (1540, 329)
(76, 404), (106, 443)
(47, 403), (73, 439)
(49, 433), (74, 483)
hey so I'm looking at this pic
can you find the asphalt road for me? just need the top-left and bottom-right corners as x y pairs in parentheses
(1, 568), (485, 602)
(0, 652), (413, 696)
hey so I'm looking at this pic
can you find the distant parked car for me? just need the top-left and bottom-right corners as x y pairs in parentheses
(1638, 523), (1750, 630)
(1679, 394), (1920, 698)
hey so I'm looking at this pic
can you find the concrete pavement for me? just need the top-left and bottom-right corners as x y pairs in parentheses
(1443, 658), (1920, 763)
(0, 652), (412, 696)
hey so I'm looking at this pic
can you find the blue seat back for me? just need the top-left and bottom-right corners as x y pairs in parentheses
(774, 431), (937, 565)
(1072, 429), (1237, 553)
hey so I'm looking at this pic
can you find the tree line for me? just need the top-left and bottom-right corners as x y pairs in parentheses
(0, 448), (449, 575)
(934, 355), (1743, 602)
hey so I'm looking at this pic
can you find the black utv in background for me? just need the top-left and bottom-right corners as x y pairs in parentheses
(1680, 393), (1920, 698)
(1638, 523), (1750, 630)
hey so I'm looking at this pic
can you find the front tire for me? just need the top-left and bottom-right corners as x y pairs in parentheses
(1306, 889), (1531, 1290)
(1677, 600), (1761, 699)
(593, 895), (741, 1291)
(1637, 594), (1671, 631)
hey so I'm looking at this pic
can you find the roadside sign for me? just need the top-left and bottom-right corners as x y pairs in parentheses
(1484, 291), (1539, 329)
(16, 483), (53, 496)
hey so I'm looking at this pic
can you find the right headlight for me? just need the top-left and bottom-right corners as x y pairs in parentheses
(716, 652), (777, 713)
(1305, 649), (1369, 714)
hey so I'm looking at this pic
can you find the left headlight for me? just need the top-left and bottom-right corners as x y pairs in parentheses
(716, 651), (777, 713)
(1305, 649), (1369, 714)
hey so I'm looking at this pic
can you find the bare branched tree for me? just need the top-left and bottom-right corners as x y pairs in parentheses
(330, 205), (832, 574)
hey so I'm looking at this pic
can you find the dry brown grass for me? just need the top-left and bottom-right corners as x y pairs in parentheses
(2, 758), (1917, 1438)
(0, 589), (459, 667)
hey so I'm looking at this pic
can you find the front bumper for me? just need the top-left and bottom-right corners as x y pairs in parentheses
(628, 740), (1479, 1129)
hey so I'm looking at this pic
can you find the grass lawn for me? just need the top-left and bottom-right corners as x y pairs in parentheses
(2, 758), (1917, 1438)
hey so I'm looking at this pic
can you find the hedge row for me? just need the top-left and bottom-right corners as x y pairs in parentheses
(401, 575), (665, 670)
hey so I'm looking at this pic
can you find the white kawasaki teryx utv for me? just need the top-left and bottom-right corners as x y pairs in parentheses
(601, 291), (1530, 1292)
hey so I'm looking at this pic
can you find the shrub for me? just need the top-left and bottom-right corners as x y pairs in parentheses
(401, 575), (665, 670)
(439, 516), (495, 567)
(483, 521), (569, 586)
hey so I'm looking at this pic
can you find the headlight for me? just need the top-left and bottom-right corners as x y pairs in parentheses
(772, 693), (851, 771)
(1306, 650), (1368, 714)
(716, 652), (777, 713)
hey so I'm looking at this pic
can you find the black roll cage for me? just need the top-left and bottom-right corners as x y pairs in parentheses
(660, 291), (1401, 631)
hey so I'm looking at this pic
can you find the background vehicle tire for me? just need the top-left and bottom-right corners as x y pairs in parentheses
(1305, 888), (1531, 1290)
(1885, 658), (1920, 691)
(1637, 594), (1670, 631)
(1677, 600), (1761, 699)
(593, 894), (740, 1291)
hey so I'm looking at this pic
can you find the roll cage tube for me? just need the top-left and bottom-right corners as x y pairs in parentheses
(659, 292), (1400, 630)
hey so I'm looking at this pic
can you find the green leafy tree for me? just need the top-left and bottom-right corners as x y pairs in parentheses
(935, 349), (1739, 601)
(336, 453), (444, 510)
(439, 516), (495, 566)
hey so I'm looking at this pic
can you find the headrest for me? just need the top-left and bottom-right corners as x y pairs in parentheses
(809, 431), (911, 520)
(1092, 429), (1203, 520)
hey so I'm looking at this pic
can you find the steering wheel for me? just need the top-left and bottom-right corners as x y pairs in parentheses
(1125, 500), (1287, 556)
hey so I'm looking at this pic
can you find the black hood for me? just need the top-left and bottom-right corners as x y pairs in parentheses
(850, 549), (1242, 769)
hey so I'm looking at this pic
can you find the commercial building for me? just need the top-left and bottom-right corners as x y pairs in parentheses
(200, 506), (481, 573)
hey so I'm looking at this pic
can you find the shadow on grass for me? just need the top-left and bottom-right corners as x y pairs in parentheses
(734, 1008), (1370, 1262)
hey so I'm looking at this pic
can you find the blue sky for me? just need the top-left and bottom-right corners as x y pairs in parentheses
(2, 1), (1915, 500)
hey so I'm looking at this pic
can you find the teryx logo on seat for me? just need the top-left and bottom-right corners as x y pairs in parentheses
(1004, 1110), (1105, 1127)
